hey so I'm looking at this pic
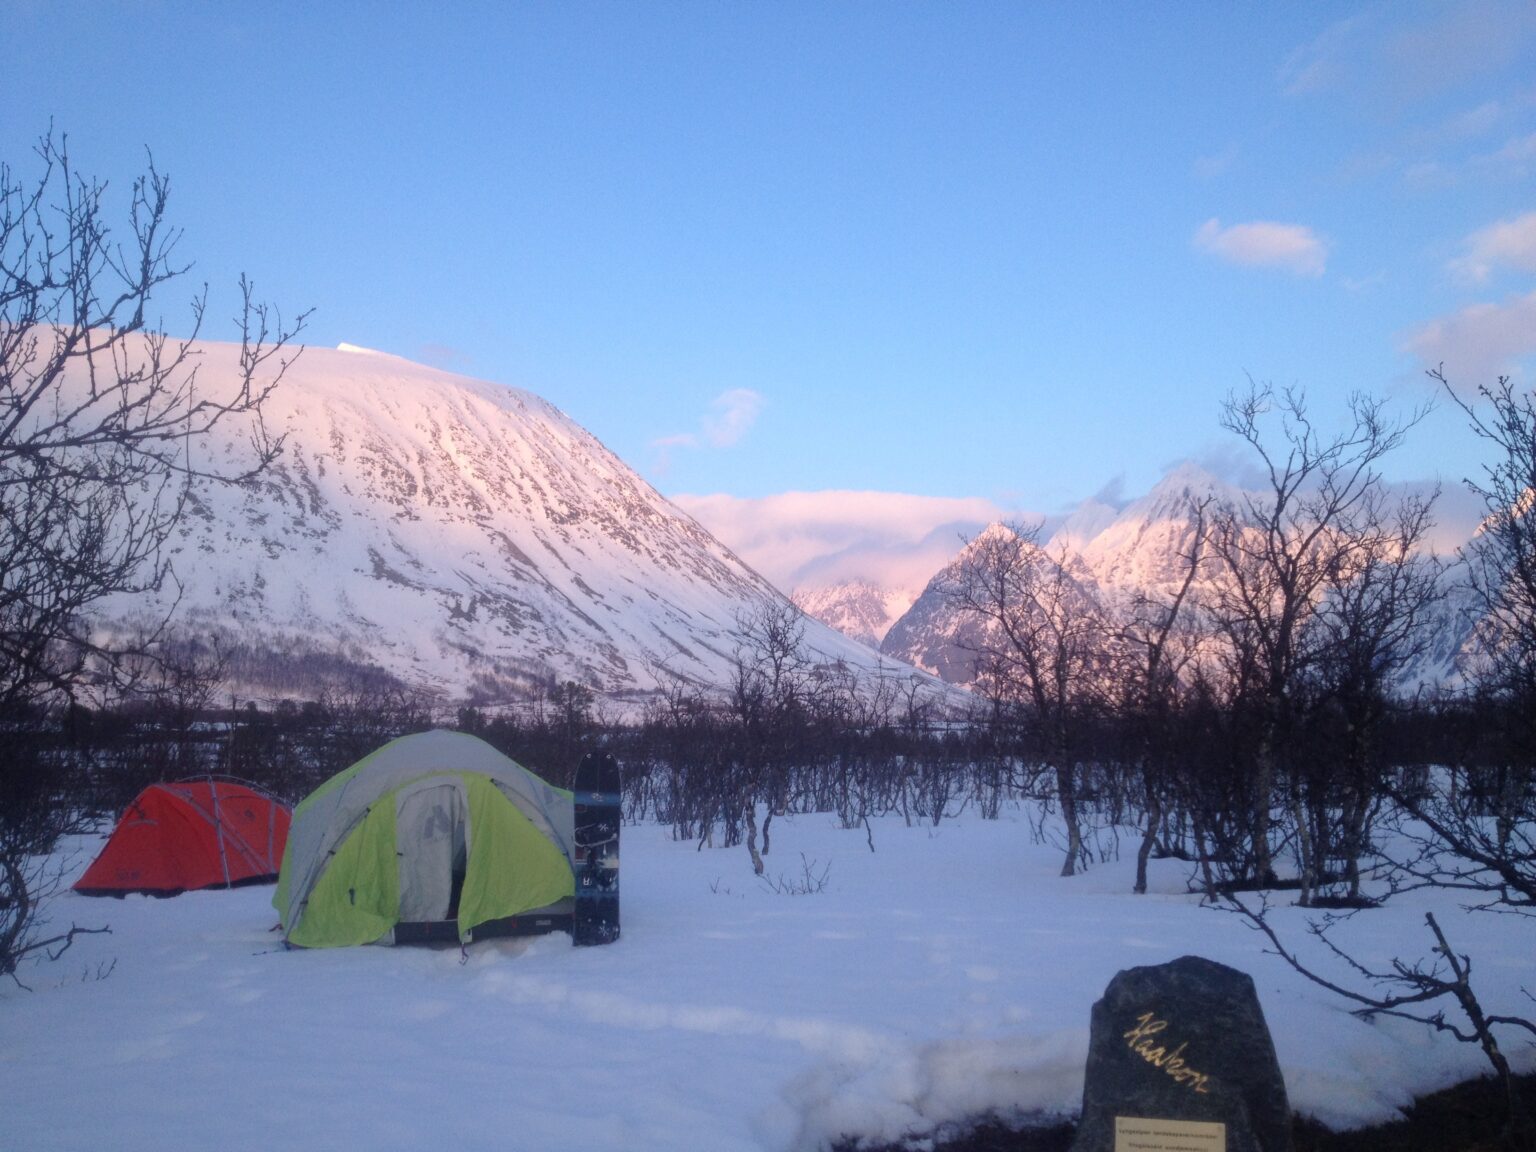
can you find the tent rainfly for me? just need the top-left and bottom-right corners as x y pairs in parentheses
(74, 780), (291, 897)
(274, 730), (578, 948)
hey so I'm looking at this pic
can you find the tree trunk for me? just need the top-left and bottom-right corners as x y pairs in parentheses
(1290, 780), (1316, 907)
(744, 803), (764, 876)
(1252, 731), (1277, 886)
(1056, 761), (1083, 877)
(1135, 781), (1161, 895)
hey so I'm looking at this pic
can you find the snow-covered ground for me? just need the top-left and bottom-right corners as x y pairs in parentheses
(4, 809), (1533, 1152)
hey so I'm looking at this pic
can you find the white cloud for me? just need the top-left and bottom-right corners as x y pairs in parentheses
(1281, 4), (1536, 104)
(1450, 211), (1536, 284)
(1193, 145), (1238, 180)
(1437, 100), (1504, 142)
(672, 490), (1017, 595)
(650, 388), (765, 471)
(701, 388), (763, 448)
(1278, 4), (1536, 197)
(1384, 4), (1535, 94)
(1402, 159), (1453, 189)
(1405, 289), (1536, 384)
(1484, 131), (1536, 172)
(1279, 13), (1371, 96)
(1193, 218), (1329, 277)
(651, 432), (698, 449)
(1403, 130), (1536, 189)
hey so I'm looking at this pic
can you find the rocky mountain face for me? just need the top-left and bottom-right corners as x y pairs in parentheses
(879, 522), (1109, 687)
(1076, 462), (1237, 595)
(93, 341), (940, 706)
(879, 524), (1019, 683)
(881, 463), (1475, 693)
(791, 581), (918, 649)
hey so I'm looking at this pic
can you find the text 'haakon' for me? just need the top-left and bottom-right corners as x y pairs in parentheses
(1123, 1012), (1212, 1094)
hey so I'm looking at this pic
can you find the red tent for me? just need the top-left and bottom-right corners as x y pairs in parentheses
(74, 780), (291, 897)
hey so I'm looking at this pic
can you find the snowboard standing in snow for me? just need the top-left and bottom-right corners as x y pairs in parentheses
(572, 752), (621, 946)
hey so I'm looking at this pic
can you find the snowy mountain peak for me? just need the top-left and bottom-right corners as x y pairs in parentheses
(91, 339), (943, 706)
(882, 459), (1473, 691)
(792, 580), (918, 649)
(1049, 500), (1118, 552)
(1076, 462), (1234, 594)
(972, 520), (1024, 549)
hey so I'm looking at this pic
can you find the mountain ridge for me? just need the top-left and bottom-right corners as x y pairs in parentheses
(876, 462), (1472, 691)
(87, 340), (950, 707)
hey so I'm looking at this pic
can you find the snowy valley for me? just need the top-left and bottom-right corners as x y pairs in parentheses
(5, 805), (1532, 1152)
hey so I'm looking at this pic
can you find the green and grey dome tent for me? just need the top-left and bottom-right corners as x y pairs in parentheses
(274, 730), (576, 948)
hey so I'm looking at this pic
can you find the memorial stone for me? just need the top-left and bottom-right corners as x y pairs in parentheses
(1070, 955), (1292, 1152)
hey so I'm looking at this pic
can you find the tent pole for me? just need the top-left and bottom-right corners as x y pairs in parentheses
(210, 778), (233, 888)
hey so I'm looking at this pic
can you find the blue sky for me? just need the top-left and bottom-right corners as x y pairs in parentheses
(5, 1), (1535, 548)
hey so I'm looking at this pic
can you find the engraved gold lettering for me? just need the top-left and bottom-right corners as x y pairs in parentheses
(1123, 1013), (1167, 1045)
(1122, 1012), (1211, 1094)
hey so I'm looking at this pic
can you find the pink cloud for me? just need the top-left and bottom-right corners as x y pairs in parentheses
(701, 388), (763, 447)
(1405, 289), (1536, 384)
(1194, 218), (1329, 277)
(672, 490), (1018, 594)
(1450, 210), (1536, 284)
(651, 388), (764, 459)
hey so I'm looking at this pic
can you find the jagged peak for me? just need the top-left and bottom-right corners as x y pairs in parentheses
(972, 520), (1025, 547)
(1152, 458), (1223, 491)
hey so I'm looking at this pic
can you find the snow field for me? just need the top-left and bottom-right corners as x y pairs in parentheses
(3, 808), (1532, 1151)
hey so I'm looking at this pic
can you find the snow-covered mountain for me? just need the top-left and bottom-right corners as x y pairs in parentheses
(1048, 496), (1119, 554)
(90, 340), (944, 705)
(882, 462), (1477, 691)
(1077, 461), (1237, 594)
(881, 523), (1029, 682)
(791, 581), (918, 649)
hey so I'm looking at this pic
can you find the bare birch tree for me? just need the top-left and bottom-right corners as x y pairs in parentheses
(1, 129), (306, 983)
(950, 523), (1116, 876)
(1205, 383), (1426, 898)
